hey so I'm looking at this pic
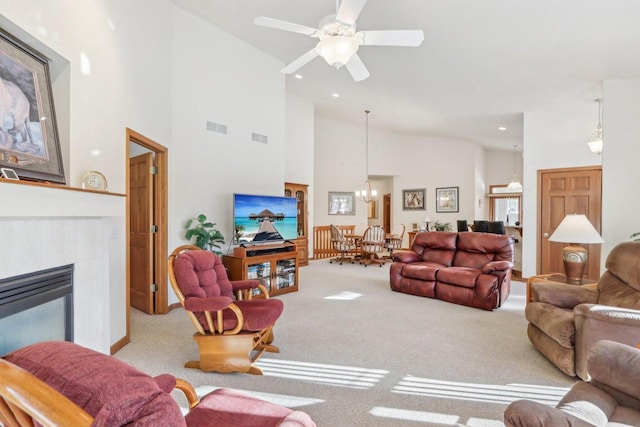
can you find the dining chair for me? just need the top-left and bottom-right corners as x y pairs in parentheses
(384, 223), (405, 260)
(360, 225), (386, 267)
(329, 224), (356, 265)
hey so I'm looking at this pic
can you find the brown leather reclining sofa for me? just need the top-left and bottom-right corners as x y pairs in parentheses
(389, 231), (514, 310)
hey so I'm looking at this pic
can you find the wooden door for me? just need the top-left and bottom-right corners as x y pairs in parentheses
(538, 166), (602, 280)
(129, 152), (154, 314)
(383, 194), (391, 233)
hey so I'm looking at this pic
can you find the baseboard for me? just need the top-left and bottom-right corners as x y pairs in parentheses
(110, 334), (130, 355)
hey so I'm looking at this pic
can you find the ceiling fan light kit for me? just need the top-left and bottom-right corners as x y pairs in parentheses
(254, 0), (424, 81)
(315, 35), (359, 68)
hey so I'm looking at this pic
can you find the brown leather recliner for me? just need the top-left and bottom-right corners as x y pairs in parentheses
(504, 340), (640, 427)
(526, 241), (640, 380)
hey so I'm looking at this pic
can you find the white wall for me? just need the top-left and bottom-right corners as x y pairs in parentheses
(169, 8), (287, 262)
(0, 0), (173, 349)
(314, 115), (483, 247)
(522, 104), (603, 277)
(601, 80), (640, 257)
(285, 93), (315, 254)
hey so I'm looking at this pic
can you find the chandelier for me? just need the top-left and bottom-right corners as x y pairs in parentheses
(356, 110), (377, 203)
(587, 98), (603, 154)
(506, 144), (522, 192)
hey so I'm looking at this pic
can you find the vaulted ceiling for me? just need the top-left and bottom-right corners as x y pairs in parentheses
(172, 0), (640, 150)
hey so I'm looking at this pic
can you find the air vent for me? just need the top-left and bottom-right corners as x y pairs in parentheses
(206, 121), (227, 134)
(251, 132), (268, 144)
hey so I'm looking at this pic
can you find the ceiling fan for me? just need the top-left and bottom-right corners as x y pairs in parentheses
(254, 0), (424, 82)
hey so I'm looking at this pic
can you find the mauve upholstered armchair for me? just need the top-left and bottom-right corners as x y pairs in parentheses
(504, 340), (640, 427)
(169, 245), (284, 374)
(1, 341), (316, 427)
(525, 241), (640, 379)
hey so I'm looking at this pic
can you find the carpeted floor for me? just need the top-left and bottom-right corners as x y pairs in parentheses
(115, 260), (576, 427)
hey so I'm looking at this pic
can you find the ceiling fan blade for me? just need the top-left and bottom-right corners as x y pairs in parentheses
(358, 30), (424, 47)
(345, 54), (370, 82)
(281, 49), (319, 74)
(254, 17), (320, 37)
(336, 0), (368, 25)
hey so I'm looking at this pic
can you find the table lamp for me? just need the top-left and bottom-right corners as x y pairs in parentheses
(423, 216), (432, 231)
(548, 214), (603, 285)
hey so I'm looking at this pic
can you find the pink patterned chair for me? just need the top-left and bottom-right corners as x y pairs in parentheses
(1, 340), (316, 427)
(169, 245), (284, 375)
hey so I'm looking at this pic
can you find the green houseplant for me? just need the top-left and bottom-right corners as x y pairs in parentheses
(184, 214), (225, 254)
(432, 220), (453, 232)
(631, 232), (640, 241)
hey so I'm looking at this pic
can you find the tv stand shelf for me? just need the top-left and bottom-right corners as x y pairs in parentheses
(222, 242), (298, 297)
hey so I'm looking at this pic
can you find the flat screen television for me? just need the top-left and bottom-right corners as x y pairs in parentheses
(233, 193), (298, 245)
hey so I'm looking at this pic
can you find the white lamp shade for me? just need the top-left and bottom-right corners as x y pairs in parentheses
(506, 180), (523, 192)
(548, 214), (603, 244)
(587, 138), (603, 154)
(315, 36), (359, 68)
(424, 217), (432, 223)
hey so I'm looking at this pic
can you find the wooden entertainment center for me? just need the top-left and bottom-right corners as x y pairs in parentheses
(222, 242), (298, 297)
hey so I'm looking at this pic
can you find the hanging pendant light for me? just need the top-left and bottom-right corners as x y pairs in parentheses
(356, 110), (377, 204)
(507, 144), (522, 192)
(587, 98), (603, 154)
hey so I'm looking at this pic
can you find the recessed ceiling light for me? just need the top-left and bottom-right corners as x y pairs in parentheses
(498, 126), (507, 131)
(294, 74), (303, 79)
(332, 93), (340, 98)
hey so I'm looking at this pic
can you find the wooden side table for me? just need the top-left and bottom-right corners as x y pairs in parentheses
(526, 273), (598, 304)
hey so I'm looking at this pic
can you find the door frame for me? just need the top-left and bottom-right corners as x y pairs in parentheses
(115, 129), (168, 353)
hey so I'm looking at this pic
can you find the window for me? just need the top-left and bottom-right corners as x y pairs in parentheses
(487, 185), (522, 225)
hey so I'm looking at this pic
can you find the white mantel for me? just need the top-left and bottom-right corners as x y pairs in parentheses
(0, 180), (126, 353)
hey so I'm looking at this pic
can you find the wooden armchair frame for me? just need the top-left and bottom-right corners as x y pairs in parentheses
(169, 245), (279, 375)
(0, 358), (93, 427)
(0, 357), (258, 427)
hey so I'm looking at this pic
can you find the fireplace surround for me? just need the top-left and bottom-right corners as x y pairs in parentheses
(0, 181), (126, 353)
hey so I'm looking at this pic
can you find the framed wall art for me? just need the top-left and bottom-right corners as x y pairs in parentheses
(0, 28), (65, 184)
(436, 187), (459, 213)
(328, 191), (355, 215)
(403, 188), (425, 211)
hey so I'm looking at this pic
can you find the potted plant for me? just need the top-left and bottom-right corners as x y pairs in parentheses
(432, 220), (453, 232)
(184, 214), (225, 254)
(631, 232), (640, 241)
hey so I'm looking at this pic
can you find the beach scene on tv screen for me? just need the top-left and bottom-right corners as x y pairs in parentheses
(234, 194), (297, 243)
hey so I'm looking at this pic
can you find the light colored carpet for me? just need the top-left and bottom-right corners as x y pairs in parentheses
(115, 260), (576, 427)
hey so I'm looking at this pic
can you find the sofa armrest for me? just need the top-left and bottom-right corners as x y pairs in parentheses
(482, 260), (513, 273)
(184, 296), (233, 312)
(153, 374), (177, 394)
(504, 399), (595, 427)
(392, 251), (419, 263)
(530, 282), (598, 309)
(574, 304), (640, 326)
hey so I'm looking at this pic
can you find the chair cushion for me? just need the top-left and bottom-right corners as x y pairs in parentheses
(226, 299), (284, 332)
(412, 232), (457, 266)
(3, 341), (186, 427)
(525, 303), (575, 348)
(453, 232), (513, 268)
(173, 250), (233, 298)
(185, 388), (316, 427)
(436, 266), (481, 288)
(597, 271), (640, 309)
(401, 262), (443, 281)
